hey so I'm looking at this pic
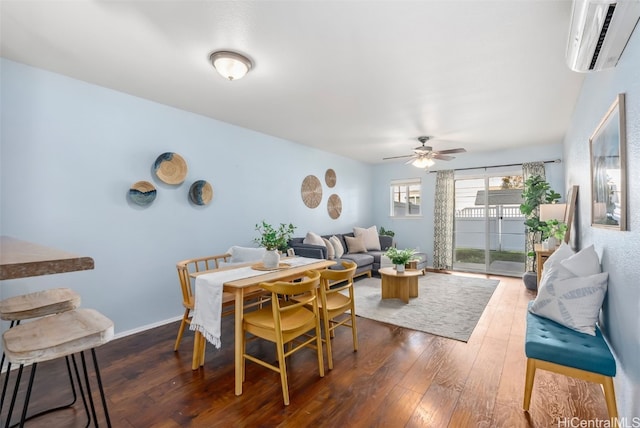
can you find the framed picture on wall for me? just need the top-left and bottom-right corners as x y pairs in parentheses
(589, 93), (627, 230)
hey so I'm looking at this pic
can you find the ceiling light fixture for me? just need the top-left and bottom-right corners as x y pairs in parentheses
(210, 51), (252, 81)
(412, 157), (435, 168)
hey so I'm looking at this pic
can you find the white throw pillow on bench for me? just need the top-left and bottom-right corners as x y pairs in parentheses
(530, 245), (608, 336)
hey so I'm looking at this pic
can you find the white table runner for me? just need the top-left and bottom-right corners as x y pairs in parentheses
(190, 257), (323, 348)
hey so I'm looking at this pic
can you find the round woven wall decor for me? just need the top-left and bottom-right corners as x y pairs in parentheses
(327, 194), (342, 219)
(189, 180), (213, 206)
(325, 168), (336, 188)
(301, 175), (322, 208)
(129, 181), (157, 206)
(153, 152), (188, 185)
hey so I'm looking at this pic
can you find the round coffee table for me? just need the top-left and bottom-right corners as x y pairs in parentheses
(378, 267), (422, 303)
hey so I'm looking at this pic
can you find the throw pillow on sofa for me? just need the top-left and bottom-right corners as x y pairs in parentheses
(329, 235), (344, 258)
(354, 225), (381, 251)
(344, 235), (367, 254)
(303, 231), (325, 247)
(322, 238), (335, 260)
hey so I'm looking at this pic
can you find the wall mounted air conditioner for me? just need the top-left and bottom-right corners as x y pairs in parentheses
(566, 0), (640, 72)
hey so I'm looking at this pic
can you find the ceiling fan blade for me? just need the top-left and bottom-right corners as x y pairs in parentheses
(383, 154), (413, 160)
(404, 156), (419, 165)
(432, 154), (455, 161)
(435, 148), (466, 155)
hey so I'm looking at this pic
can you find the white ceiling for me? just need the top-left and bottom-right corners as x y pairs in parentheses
(0, 1), (585, 165)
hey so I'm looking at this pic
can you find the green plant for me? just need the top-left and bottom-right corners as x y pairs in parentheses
(520, 175), (561, 233)
(385, 247), (417, 265)
(519, 175), (561, 269)
(379, 227), (395, 237)
(254, 221), (296, 251)
(540, 219), (568, 241)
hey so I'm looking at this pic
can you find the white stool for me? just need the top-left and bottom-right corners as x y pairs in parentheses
(2, 308), (113, 427)
(0, 288), (81, 423)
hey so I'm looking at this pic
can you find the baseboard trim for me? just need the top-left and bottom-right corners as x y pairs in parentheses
(112, 315), (183, 341)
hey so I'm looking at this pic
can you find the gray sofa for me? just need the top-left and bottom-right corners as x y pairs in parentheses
(288, 232), (394, 278)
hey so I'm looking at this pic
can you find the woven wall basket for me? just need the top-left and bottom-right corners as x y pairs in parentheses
(153, 152), (188, 185)
(325, 168), (336, 188)
(327, 194), (342, 219)
(129, 181), (157, 206)
(189, 180), (213, 206)
(301, 175), (322, 208)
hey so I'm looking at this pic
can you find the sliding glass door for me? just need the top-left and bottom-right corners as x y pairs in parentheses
(453, 172), (526, 276)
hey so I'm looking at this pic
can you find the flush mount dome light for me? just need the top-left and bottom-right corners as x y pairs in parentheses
(210, 51), (252, 81)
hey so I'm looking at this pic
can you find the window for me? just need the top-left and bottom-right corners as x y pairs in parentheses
(390, 178), (421, 217)
(453, 170), (525, 276)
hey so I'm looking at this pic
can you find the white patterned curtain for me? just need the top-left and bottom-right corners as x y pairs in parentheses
(433, 170), (455, 270)
(523, 162), (545, 271)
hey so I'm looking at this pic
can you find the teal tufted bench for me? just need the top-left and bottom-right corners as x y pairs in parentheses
(523, 302), (618, 420)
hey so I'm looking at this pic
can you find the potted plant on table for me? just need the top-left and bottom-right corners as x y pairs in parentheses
(540, 219), (568, 248)
(385, 247), (417, 273)
(254, 221), (296, 268)
(519, 175), (561, 289)
(379, 227), (395, 237)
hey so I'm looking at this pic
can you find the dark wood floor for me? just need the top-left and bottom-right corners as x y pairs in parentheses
(2, 272), (611, 427)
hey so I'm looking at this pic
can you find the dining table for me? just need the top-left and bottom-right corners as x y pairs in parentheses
(191, 256), (335, 396)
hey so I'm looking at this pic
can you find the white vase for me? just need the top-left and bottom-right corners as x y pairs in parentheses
(263, 249), (280, 268)
(548, 236), (557, 248)
(395, 263), (405, 273)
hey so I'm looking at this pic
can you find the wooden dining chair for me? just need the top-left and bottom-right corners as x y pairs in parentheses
(175, 255), (236, 369)
(242, 270), (324, 406)
(315, 261), (358, 369)
(175, 254), (270, 370)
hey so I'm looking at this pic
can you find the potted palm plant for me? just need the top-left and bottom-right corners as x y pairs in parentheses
(385, 247), (417, 273)
(254, 221), (296, 268)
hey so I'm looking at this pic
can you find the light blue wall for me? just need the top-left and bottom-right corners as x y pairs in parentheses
(563, 28), (640, 418)
(371, 144), (565, 258)
(2, 35), (638, 416)
(0, 58), (373, 335)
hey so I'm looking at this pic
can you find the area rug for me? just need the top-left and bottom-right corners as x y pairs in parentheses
(353, 273), (500, 342)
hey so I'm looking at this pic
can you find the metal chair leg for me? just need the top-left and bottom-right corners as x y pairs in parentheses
(25, 357), (78, 423)
(17, 363), (38, 427)
(0, 321), (18, 417)
(91, 349), (111, 428)
(3, 364), (25, 428)
(80, 352), (99, 427)
(71, 354), (92, 428)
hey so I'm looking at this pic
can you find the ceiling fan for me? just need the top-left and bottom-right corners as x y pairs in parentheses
(383, 136), (466, 168)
